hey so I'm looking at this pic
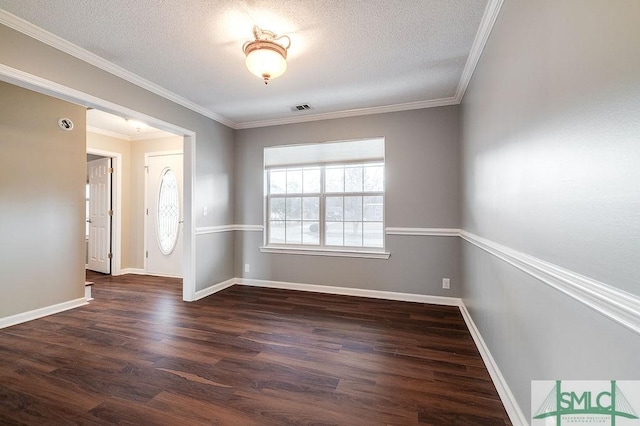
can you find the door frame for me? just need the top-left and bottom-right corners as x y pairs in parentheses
(0, 66), (198, 302)
(144, 150), (184, 276)
(87, 149), (121, 275)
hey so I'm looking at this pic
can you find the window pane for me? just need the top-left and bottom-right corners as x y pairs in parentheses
(344, 222), (363, 247)
(345, 166), (363, 192)
(326, 222), (344, 246)
(270, 198), (285, 220)
(286, 221), (302, 244)
(286, 169), (302, 193)
(302, 197), (319, 220)
(267, 161), (384, 249)
(364, 165), (384, 192)
(303, 168), (321, 193)
(363, 196), (384, 221)
(325, 166), (344, 192)
(326, 196), (344, 221)
(270, 170), (286, 194)
(344, 196), (362, 221)
(363, 222), (384, 247)
(302, 222), (319, 245)
(286, 197), (302, 220)
(270, 221), (285, 244)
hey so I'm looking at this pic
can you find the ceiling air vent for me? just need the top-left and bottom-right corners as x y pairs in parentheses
(290, 104), (313, 112)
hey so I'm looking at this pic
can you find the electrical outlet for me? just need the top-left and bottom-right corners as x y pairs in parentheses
(442, 278), (450, 289)
(203, 206), (208, 216)
(244, 263), (250, 273)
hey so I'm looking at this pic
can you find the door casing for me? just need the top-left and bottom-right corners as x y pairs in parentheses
(87, 157), (112, 274)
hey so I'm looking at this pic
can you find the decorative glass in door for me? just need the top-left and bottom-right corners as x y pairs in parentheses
(157, 168), (180, 254)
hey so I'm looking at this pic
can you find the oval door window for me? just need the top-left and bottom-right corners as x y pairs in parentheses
(157, 168), (180, 254)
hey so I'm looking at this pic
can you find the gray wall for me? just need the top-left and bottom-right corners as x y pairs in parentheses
(235, 107), (461, 295)
(460, 0), (640, 419)
(0, 81), (86, 317)
(0, 23), (235, 303)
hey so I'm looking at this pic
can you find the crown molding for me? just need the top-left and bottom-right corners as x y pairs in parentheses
(0, 2), (504, 130)
(454, 0), (504, 102)
(0, 9), (237, 129)
(235, 97), (459, 129)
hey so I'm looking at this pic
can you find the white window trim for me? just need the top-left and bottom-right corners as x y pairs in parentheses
(259, 245), (390, 259)
(265, 163), (386, 254)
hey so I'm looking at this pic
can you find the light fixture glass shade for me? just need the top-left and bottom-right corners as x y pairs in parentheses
(245, 45), (287, 81)
(243, 26), (290, 84)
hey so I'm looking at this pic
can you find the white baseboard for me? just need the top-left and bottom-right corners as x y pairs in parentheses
(116, 268), (146, 275)
(85, 285), (93, 301)
(235, 278), (461, 306)
(458, 303), (528, 426)
(0, 297), (88, 329)
(232, 277), (524, 423)
(193, 278), (236, 301)
(0, 272), (524, 423)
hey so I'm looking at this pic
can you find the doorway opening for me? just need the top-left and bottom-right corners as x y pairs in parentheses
(0, 66), (197, 301)
(86, 153), (112, 275)
(86, 109), (184, 279)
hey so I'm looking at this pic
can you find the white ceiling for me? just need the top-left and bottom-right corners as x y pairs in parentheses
(86, 109), (175, 141)
(0, 0), (497, 129)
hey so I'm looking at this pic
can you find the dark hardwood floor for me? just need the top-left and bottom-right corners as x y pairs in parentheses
(0, 272), (511, 425)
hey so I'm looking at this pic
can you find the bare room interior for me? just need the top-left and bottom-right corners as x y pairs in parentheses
(0, 1), (638, 425)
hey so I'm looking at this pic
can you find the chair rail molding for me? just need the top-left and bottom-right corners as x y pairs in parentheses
(460, 230), (640, 336)
(195, 224), (264, 235)
(385, 227), (461, 236)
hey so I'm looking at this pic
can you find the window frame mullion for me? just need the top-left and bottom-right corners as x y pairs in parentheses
(319, 167), (326, 247)
(266, 163), (384, 251)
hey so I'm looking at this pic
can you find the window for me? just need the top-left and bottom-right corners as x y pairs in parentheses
(264, 138), (386, 255)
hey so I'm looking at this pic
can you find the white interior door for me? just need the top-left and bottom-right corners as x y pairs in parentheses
(146, 153), (183, 277)
(87, 158), (112, 273)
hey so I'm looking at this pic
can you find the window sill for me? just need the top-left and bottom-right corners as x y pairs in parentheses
(259, 246), (390, 259)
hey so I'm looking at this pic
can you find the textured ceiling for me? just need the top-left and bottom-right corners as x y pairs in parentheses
(0, 0), (490, 127)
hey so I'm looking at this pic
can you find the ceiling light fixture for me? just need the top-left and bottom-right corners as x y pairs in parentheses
(243, 25), (291, 85)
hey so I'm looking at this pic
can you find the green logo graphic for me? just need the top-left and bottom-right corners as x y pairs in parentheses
(533, 380), (639, 425)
